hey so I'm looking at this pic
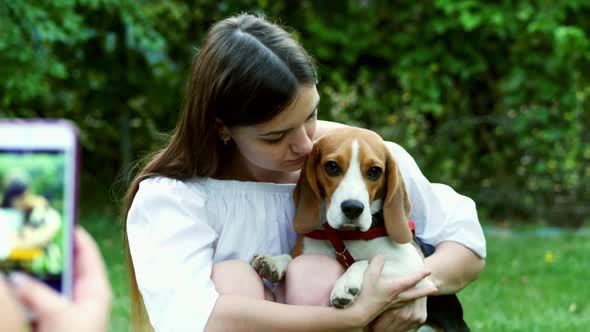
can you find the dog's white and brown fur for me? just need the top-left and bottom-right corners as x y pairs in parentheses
(252, 127), (434, 307)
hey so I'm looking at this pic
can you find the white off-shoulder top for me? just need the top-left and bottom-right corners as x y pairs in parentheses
(126, 142), (487, 332)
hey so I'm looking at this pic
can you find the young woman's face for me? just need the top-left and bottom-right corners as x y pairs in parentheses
(228, 85), (319, 178)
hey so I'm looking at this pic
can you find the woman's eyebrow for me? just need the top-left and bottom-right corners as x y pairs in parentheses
(259, 100), (319, 137)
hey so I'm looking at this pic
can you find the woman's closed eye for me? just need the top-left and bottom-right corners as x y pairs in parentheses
(263, 134), (285, 143)
(261, 109), (316, 144)
(307, 109), (317, 121)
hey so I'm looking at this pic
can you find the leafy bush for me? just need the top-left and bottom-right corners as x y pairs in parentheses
(1, 0), (588, 225)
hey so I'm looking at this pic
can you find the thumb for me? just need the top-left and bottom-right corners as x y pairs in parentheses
(8, 272), (68, 317)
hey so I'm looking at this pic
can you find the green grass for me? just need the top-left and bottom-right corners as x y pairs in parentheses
(82, 213), (590, 332)
(80, 213), (130, 332)
(459, 231), (590, 331)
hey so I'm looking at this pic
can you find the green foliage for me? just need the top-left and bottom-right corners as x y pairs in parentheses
(0, 0), (172, 178)
(1, 0), (588, 225)
(294, 0), (590, 226)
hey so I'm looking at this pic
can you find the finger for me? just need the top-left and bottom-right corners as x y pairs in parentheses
(73, 227), (111, 302)
(395, 285), (438, 303)
(8, 272), (68, 316)
(74, 227), (108, 280)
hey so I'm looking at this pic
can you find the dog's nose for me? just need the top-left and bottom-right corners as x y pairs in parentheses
(341, 200), (364, 219)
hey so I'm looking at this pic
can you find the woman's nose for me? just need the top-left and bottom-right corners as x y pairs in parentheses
(291, 126), (313, 155)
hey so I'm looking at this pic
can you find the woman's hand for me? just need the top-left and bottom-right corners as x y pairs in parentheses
(349, 256), (437, 328)
(368, 297), (427, 332)
(9, 226), (112, 332)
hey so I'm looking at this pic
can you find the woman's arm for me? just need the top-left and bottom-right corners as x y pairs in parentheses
(424, 241), (485, 294)
(206, 258), (436, 332)
(207, 295), (360, 332)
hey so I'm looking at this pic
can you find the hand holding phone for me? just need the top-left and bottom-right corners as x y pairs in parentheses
(0, 120), (79, 297)
(0, 120), (112, 331)
(7, 227), (112, 332)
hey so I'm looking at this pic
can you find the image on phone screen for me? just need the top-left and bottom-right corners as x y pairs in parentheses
(0, 149), (71, 293)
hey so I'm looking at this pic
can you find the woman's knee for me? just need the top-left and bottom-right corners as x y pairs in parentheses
(284, 254), (344, 306)
(211, 260), (268, 299)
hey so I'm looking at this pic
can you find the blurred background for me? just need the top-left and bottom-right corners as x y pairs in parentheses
(1, 1), (589, 331)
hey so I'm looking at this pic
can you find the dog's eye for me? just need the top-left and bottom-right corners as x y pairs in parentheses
(324, 161), (342, 177)
(367, 166), (382, 181)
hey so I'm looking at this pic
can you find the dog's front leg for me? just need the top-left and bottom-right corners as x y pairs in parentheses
(251, 254), (292, 283)
(330, 260), (369, 308)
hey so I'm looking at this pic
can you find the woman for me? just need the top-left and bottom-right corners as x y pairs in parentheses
(124, 13), (485, 332)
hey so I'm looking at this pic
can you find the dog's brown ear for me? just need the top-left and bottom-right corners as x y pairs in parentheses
(383, 148), (413, 243)
(292, 144), (322, 234)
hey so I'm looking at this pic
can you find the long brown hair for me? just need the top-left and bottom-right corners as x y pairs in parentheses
(122, 13), (317, 331)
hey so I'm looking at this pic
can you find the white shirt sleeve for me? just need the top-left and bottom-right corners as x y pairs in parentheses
(127, 177), (220, 332)
(387, 142), (487, 258)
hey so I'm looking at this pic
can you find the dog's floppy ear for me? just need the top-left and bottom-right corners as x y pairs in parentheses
(292, 144), (322, 234)
(383, 148), (413, 244)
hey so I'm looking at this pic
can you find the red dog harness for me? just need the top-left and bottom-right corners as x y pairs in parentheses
(304, 220), (416, 268)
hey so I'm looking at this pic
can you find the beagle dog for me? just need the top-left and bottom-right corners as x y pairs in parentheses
(252, 127), (470, 331)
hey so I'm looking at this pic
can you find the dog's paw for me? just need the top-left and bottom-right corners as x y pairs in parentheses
(330, 273), (363, 308)
(250, 255), (284, 283)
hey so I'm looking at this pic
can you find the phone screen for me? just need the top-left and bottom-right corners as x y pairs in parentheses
(0, 147), (74, 294)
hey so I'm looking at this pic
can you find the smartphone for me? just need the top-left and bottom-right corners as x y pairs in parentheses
(0, 120), (79, 298)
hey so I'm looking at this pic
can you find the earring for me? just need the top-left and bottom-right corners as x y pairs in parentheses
(221, 136), (230, 145)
